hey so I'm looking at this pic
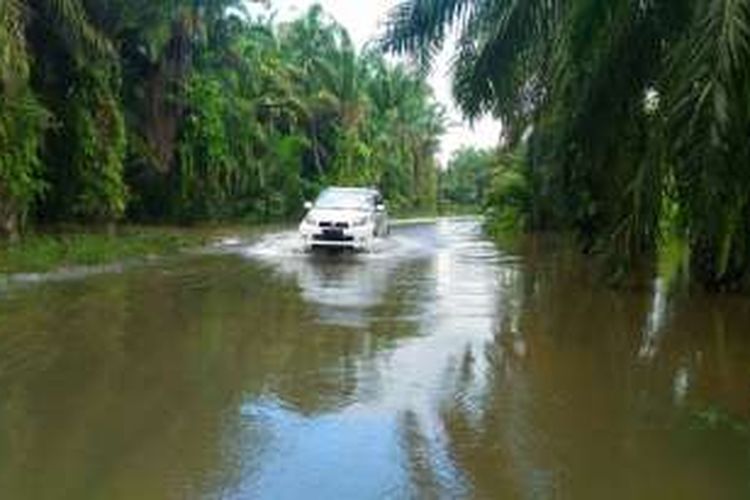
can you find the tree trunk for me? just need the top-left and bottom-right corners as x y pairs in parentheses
(143, 14), (193, 173)
(0, 191), (20, 243)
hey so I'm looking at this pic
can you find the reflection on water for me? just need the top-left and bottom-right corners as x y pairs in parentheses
(0, 219), (749, 499)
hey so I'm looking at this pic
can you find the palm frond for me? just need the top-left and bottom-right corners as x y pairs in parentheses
(665, 0), (750, 283)
(46, 0), (114, 57)
(380, 0), (476, 67)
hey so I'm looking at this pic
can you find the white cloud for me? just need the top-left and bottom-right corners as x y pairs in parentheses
(247, 0), (503, 166)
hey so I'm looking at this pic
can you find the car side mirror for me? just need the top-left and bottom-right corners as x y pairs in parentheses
(376, 203), (386, 212)
(304, 201), (313, 210)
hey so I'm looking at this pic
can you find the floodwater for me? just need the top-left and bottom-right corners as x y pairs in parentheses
(0, 218), (749, 499)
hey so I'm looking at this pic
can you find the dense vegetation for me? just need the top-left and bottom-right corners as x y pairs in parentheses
(0, 1), (444, 241)
(439, 146), (493, 209)
(439, 146), (530, 234)
(384, 0), (750, 290)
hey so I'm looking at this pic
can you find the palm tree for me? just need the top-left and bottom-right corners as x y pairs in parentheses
(383, 0), (750, 288)
(1, 0), (112, 237)
(280, 6), (368, 181)
(665, 0), (750, 287)
(1, 0), (42, 239)
(1, 2), (447, 235)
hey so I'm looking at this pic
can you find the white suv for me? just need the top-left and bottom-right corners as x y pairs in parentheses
(299, 187), (389, 252)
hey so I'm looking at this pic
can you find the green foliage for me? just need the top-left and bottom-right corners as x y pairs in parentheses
(438, 145), (530, 234)
(483, 150), (530, 236)
(176, 73), (234, 220)
(66, 66), (127, 221)
(384, 0), (750, 290)
(0, 2), (444, 236)
(259, 132), (309, 218)
(0, 92), (48, 234)
(440, 147), (494, 207)
(0, 228), (207, 274)
(0, 0), (48, 237)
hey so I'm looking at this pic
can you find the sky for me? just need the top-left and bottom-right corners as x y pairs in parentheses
(247, 0), (503, 166)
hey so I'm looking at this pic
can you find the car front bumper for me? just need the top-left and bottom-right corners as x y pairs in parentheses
(299, 223), (374, 250)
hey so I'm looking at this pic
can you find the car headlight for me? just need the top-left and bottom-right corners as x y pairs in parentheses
(304, 214), (316, 226)
(352, 216), (369, 227)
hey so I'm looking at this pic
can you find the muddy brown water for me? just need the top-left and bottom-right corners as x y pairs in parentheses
(0, 218), (749, 499)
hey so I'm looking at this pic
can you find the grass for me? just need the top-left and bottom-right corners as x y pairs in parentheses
(0, 226), (217, 275)
(0, 207), (478, 275)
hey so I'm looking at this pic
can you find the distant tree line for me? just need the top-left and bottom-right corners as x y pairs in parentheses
(385, 0), (750, 290)
(439, 146), (530, 234)
(439, 147), (493, 208)
(0, 1), (445, 240)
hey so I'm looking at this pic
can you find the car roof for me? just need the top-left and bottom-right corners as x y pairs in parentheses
(322, 187), (380, 195)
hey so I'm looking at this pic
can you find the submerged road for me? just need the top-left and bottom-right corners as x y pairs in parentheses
(1, 218), (749, 499)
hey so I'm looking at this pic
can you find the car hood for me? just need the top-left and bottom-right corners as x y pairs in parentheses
(307, 208), (370, 222)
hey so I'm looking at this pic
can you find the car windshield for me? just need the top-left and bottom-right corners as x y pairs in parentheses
(314, 190), (373, 210)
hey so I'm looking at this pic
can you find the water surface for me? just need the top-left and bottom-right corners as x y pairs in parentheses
(1, 219), (749, 499)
